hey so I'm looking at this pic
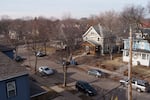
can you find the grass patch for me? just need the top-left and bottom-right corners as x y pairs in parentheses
(97, 57), (125, 71)
(132, 66), (150, 78)
(103, 57), (124, 67)
(46, 47), (56, 53)
(123, 66), (150, 82)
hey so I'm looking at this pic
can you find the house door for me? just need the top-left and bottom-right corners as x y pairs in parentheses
(85, 46), (90, 53)
(95, 45), (101, 55)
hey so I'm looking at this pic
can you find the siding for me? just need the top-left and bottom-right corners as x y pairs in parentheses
(124, 39), (150, 51)
(0, 74), (30, 100)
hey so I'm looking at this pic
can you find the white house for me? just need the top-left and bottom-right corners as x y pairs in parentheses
(82, 24), (116, 55)
(122, 28), (150, 66)
(9, 30), (17, 40)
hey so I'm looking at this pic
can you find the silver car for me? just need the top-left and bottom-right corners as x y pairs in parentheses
(88, 69), (103, 77)
(120, 78), (150, 92)
(38, 66), (54, 75)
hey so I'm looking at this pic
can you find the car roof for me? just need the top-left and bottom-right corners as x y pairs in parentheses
(89, 69), (101, 72)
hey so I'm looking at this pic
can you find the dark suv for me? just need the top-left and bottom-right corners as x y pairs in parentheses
(75, 80), (97, 96)
(15, 56), (26, 62)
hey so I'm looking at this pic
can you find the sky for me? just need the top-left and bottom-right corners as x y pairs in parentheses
(0, 0), (149, 19)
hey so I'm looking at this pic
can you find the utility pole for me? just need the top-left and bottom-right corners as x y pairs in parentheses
(128, 26), (132, 100)
(33, 17), (38, 73)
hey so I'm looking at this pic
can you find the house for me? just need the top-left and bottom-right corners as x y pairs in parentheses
(0, 52), (30, 100)
(9, 30), (18, 40)
(82, 24), (116, 55)
(122, 28), (150, 66)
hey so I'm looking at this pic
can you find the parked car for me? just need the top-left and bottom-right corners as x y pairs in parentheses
(38, 66), (54, 75)
(15, 55), (26, 62)
(70, 59), (78, 65)
(120, 78), (150, 92)
(88, 69), (103, 77)
(36, 51), (46, 57)
(75, 80), (97, 96)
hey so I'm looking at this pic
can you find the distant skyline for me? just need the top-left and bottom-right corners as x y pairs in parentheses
(0, 0), (149, 19)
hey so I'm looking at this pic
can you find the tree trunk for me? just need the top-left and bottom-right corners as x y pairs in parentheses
(34, 55), (38, 73)
(63, 65), (67, 87)
(44, 41), (47, 55)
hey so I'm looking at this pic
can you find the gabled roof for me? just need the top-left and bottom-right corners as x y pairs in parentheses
(141, 21), (150, 28)
(0, 52), (28, 81)
(0, 45), (15, 52)
(93, 24), (112, 38)
(135, 28), (150, 34)
(82, 24), (113, 39)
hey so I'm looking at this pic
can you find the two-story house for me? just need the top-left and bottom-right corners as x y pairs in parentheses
(122, 28), (150, 66)
(0, 52), (30, 100)
(82, 24), (116, 55)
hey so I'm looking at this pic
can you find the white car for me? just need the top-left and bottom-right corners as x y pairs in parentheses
(38, 66), (54, 75)
(36, 51), (46, 57)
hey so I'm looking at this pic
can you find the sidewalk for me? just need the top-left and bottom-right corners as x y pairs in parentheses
(51, 83), (81, 100)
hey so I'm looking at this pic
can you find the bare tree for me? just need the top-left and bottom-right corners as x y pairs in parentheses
(97, 11), (120, 33)
(121, 5), (146, 32)
(147, 1), (150, 13)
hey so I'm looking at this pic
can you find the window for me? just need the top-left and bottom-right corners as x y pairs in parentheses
(133, 53), (138, 59)
(125, 51), (129, 56)
(6, 81), (17, 98)
(147, 55), (149, 60)
(97, 38), (100, 41)
(142, 54), (146, 60)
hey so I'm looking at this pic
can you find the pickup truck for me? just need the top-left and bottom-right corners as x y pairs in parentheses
(119, 78), (150, 92)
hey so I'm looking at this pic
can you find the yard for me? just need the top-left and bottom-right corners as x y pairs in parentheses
(124, 66), (150, 82)
(46, 48), (150, 82)
(76, 53), (125, 71)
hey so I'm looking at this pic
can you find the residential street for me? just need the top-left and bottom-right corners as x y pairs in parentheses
(18, 46), (150, 100)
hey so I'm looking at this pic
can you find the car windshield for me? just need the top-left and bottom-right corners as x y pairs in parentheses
(83, 82), (94, 90)
(97, 70), (102, 73)
(17, 56), (21, 58)
(44, 68), (49, 71)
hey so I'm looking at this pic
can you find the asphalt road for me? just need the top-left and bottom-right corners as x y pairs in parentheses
(18, 46), (150, 100)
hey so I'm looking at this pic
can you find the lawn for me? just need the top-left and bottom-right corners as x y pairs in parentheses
(100, 56), (125, 70)
(75, 53), (126, 71)
(132, 66), (150, 80)
(123, 66), (150, 82)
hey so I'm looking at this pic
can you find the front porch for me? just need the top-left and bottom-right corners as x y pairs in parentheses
(122, 50), (150, 67)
